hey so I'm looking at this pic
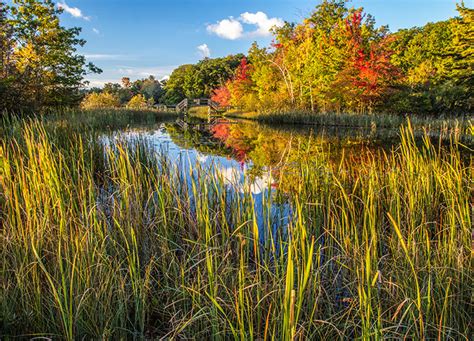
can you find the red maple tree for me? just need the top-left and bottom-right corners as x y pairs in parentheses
(211, 83), (231, 107)
(342, 10), (399, 110)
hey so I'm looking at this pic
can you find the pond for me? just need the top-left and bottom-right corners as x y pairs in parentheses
(102, 117), (392, 192)
(100, 116), (472, 237)
(101, 115), (471, 183)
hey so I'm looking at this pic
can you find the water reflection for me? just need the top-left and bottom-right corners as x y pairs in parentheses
(99, 116), (471, 239)
(100, 117), (409, 195)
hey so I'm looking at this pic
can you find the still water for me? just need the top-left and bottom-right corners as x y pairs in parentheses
(102, 116), (472, 193)
(96, 115), (474, 247)
(100, 117), (471, 235)
(102, 117), (398, 193)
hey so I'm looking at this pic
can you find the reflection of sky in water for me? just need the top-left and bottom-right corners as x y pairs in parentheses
(102, 127), (273, 194)
(100, 126), (291, 245)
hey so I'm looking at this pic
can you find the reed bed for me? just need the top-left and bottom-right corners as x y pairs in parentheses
(1, 118), (472, 339)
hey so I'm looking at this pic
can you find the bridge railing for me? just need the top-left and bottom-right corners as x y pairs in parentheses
(176, 98), (188, 112)
(175, 98), (227, 113)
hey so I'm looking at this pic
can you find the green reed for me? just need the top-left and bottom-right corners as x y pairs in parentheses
(1, 116), (472, 339)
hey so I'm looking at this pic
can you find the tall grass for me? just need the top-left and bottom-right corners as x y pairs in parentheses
(1, 118), (472, 339)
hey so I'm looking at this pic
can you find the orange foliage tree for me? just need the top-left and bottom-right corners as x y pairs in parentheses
(211, 82), (231, 107)
(339, 10), (399, 112)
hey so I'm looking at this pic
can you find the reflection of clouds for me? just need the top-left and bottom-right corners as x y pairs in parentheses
(213, 163), (272, 195)
(218, 165), (241, 184)
(100, 128), (273, 195)
(247, 171), (272, 194)
(196, 154), (209, 164)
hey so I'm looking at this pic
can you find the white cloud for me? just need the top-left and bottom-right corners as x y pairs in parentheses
(207, 11), (284, 40)
(207, 17), (244, 40)
(57, 2), (90, 20)
(84, 54), (125, 60)
(85, 79), (117, 88)
(197, 44), (211, 58)
(118, 68), (135, 76)
(116, 65), (177, 78)
(240, 11), (284, 37)
(92, 28), (100, 35)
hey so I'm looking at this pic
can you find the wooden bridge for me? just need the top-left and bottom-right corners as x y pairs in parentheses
(176, 98), (220, 114)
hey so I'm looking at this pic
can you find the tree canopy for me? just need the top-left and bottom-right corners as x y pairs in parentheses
(163, 54), (244, 104)
(213, 0), (473, 115)
(1, 0), (101, 113)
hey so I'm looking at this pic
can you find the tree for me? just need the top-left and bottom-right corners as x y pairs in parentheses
(81, 92), (120, 109)
(2, 0), (101, 112)
(0, 1), (16, 111)
(387, 4), (473, 114)
(103, 82), (133, 105)
(226, 57), (258, 109)
(163, 54), (243, 104)
(133, 75), (164, 103)
(442, 3), (474, 112)
(211, 83), (231, 107)
(334, 10), (398, 113)
(126, 94), (148, 109)
(163, 64), (194, 104)
(446, 3), (473, 85)
(121, 77), (131, 88)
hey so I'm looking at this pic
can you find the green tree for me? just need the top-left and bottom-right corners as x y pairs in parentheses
(131, 75), (164, 103)
(0, 1), (16, 111)
(103, 82), (132, 105)
(443, 3), (473, 112)
(388, 4), (473, 114)
(163, 55), (243, 104)
(2, 0), (101, 112)
(163, 64), (194, 104)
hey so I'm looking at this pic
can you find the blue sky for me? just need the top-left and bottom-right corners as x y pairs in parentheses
(46, 0), (468, 87)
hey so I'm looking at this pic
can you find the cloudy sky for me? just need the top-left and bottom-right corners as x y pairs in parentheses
(48, 0), (463, 87)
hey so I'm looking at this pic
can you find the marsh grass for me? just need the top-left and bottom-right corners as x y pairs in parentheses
(1, 117), (472, 339)
(225, 110), (473, 137)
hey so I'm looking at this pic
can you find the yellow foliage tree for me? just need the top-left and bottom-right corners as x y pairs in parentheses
(81, 92), (120, 109)
(126, 94), (148, 109)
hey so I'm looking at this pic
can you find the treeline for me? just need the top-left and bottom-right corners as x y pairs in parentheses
(163, 54), (243, 104)
(1, 0), (101, 113)
(82, 76), (164, 109)
(79, 54), (245, 109)
(209, 1), (473, 115)
(2, 0), (472, 116)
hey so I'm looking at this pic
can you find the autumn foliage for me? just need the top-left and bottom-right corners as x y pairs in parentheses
(338, 10), (399, 111)
(209, 1), (472, 115)
(211, 83), (231, 107)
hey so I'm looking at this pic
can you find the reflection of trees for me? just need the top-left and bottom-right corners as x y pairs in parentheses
(210, 120), (380, 165)
(165, 123), (232, 158)
(167, 119), (387, 193)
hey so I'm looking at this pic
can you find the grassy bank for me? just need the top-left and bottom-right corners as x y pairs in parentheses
(224, 110), (473, 134)
(1, 108), (178, 136)
(1, 118), (472, 339)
